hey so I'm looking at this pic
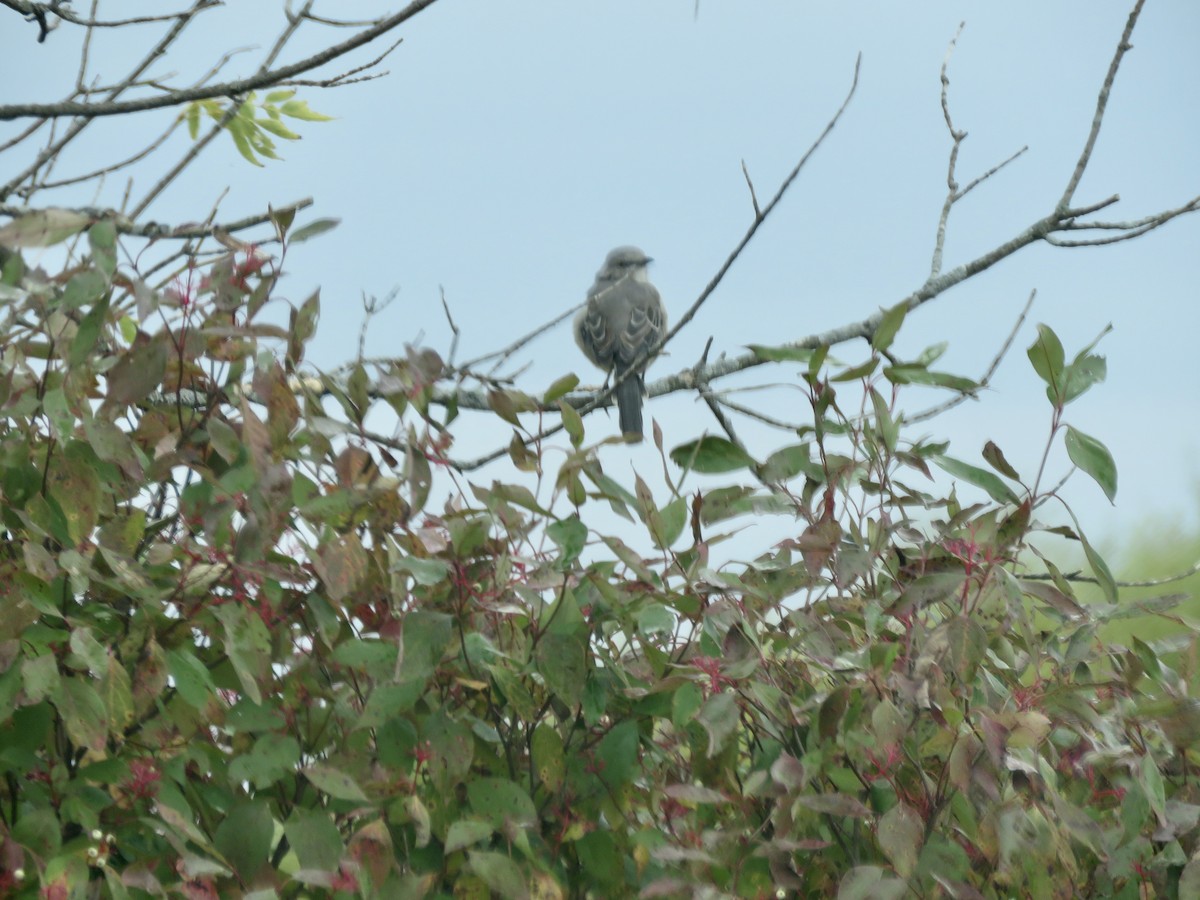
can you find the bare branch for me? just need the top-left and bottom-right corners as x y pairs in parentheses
(0, 198), (313, 239)
(1, 1), (217, 199)
(956, 145), (1027, 201)
(0, 0), (441, 122)
(5, 0), (216, 34)
(664, 55), (861, 353)
(0, 118), (47, 155)
(21, 119), (181, 195)
(278, 38), (402, 89)
(1058, 0), (1145, 211)
(1045, 194), (1200, 247)
(930, 23), (966, 278)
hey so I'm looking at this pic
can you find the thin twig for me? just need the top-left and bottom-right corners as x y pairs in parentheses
(930, 23), (966, 278)
(26, 118), (181, 193)
(1058, 0), (1145, 212)
(440, 286), (460, 367)
(1045, 194), (1200, 247)
(1, 0), (215, 199)
(0, 0), (442, 122)
(907, 289), (1036, 424)
(741, 160), (761, 218)
(460, 303), (584, 371)
(5, 0), (216, 31)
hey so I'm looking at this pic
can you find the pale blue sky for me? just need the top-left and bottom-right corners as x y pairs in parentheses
(4, 2), (1198, 564)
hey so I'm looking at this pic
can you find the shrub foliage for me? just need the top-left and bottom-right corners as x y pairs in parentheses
(0, 212), (1196, 899)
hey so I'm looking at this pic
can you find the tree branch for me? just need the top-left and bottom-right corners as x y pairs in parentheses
(0, 0), (441, 121)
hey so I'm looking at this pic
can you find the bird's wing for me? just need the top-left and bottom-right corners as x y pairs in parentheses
(613, 282), (666, 369)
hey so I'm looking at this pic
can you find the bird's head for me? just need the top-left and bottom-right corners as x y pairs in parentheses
(596, 245), (653, 284)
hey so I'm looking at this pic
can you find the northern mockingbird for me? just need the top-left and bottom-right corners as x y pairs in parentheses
(574, 246), (667, 441)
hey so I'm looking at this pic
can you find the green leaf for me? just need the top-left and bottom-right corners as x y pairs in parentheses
(1064, 425), (1117, 502)
(68, 292), (110, 366)
(575, 830), (623, 890)
(279, 99), (334, 121)
(531, 723), (565, 792)
(101, 656), (134, 737)
(697, 691), (738, 757)
(225, 117), (264, 167)
(424, 710), (474, 791)
(214, 604), (271, 705)
(760, 443), (818, 482)
(535, 632), (586, 709)
(87, 221), (118, 279)
(104, 332), (167, 408)
(916, 341), (948, 367)
(467, 851), (527, 900)
(68, 626), (106, 676)
(166, 648), (216, 710)
(544, 373), (579, 403)
(749, 344), (816, 363)
(304, 763), (369, 802)
(650, 495), (687, 550)
(793, 792), (873, 818)
(357, 681), (424, 728)
(289, 218), (340, 243)
(399, 610), (452, 682)
(547, 515), (587, 565)
(830, 356), (881, 383)
(940, 615), (987, 682)
(595, 720), (639, 790)
(226, 734), (300, 787)
(185, 101), (201, 139)
(392, 555), (450, 587)
(213, 802), (274, 881)
(887, 571), (966, 617)
(445, 819), (494, 854)
(877, 802), (923, 878)
(981, 440), (1020, 481)
(1026, 323), (1065, 403)
(933, 454), (1020, 505)
(557, 399), (585, 447)
(46, 444), (102, 545)
(884, 365), (978, 393)
(872, 301), (907, 352)
(255, 116), (301, 140)
(283, 808), (342, 872)
(1061, 353), (1106, 404)
(669, 436), (756, 473)
(0, 208), (91, 248)
(468, 778), (537, 829)
(1065, 507), (1117, 604)
(58, 678), (107, 753)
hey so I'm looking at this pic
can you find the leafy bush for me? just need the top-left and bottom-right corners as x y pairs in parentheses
(0, 211), (1196, 899)
(1, 3), (1198, 898)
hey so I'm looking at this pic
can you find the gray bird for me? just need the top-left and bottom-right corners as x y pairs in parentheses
(574, 246), (667, 440)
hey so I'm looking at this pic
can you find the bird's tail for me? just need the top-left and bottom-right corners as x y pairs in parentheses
(615, 375), (644, 441)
